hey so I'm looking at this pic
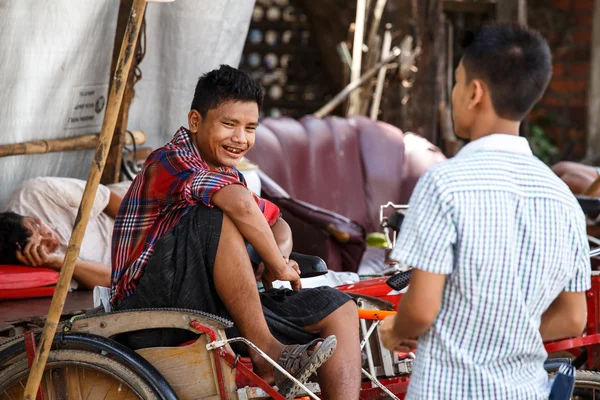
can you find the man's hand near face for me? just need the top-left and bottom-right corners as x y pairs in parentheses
(15, 237), (111, 289)
(16, 239), (62, 268)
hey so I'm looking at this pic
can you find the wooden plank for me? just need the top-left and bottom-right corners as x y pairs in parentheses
(496, 0), (527, 25)
(588, 0), (600, 157)
(136, 337), (222, 399)
(100, 0), (143, 184)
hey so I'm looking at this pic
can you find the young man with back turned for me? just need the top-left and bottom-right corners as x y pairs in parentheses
(380, 23), (590, 399)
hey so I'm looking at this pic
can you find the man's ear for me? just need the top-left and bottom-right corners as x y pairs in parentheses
(188, 109), (202, 133)
(468, 79), (485, 110)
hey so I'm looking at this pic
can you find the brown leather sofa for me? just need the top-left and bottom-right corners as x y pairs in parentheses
(246, 115), (446, 273)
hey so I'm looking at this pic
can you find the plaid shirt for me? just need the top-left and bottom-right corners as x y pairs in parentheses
(110, 127), (280, 306)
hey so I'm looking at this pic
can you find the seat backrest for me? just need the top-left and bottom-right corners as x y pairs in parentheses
(247, 115), (445, 232)
(247, 116), (371, 230)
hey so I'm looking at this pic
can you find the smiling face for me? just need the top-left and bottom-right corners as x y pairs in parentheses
(22, 217), (60, 253)
(188, 101), (259, 169)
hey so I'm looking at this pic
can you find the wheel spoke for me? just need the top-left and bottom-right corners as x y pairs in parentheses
(101, 381), (114, 400)
(84, 371), (99, 400)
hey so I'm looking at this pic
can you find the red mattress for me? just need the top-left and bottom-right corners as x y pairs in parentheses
(0, 265), (58, 300)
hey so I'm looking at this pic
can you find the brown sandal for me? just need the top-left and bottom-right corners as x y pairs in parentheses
(275, 335), (337, 399)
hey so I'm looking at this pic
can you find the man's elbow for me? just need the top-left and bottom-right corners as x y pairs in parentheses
(567, 309), (587, 337)
(406, 305), (439, 333)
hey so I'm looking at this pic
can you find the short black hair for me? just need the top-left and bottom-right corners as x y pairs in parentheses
(190, 64), (265, 118)
(0, 212), (31, 265)
(461, 23), (552, 121)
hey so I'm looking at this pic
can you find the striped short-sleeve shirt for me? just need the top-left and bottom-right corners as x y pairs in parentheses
(391, 134), (591, 399)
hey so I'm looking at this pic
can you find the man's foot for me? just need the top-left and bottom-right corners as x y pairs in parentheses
(250, 336), (336, 398)
(275, 336), (337, 399)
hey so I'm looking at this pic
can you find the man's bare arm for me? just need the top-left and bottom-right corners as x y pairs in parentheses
(211, 184), (297, 283)
(103, 190), (123, 219)
(540, 291), (587, 342)
(380, 268), (446, 350)
(271, 217), (292, 258)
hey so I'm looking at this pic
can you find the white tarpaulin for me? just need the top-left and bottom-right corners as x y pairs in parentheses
(0, 0), (254, 207)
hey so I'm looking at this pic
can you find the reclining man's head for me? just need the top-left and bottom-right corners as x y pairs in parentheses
(0, 212), (60, 264)
(451, 23), (552, 140)
(188, 64), (265, 169)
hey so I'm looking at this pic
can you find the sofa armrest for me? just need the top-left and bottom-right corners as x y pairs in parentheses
(274, 198), (365, 244)
(259, 170), (365, 244)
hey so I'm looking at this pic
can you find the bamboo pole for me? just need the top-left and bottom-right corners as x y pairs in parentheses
(0, 130), (146, 158)
(369, 24), (392, 120)
(347, 0), (367, 115)
(22, 1), (147, 398)
(314, 47), (400, 118)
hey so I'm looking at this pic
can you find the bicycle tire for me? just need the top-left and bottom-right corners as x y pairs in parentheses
(0, 349), (158, 399)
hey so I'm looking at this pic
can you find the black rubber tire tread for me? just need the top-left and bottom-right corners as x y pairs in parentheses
(0, 349), (157, 399)
(574, 369), (600, 388)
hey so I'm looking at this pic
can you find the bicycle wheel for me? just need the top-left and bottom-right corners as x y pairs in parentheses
(0, 349), (158, 399)
(573, 370), (600, 399)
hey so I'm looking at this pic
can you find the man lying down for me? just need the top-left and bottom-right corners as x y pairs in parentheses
(109, 65), (361, 400)
(0, 177), (128, 289)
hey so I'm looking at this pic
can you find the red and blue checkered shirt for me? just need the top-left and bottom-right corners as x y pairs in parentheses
(110, 127), (280, 307)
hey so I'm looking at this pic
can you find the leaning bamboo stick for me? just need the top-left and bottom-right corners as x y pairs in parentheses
(369, 24), (392, 120)
(347, 0), (367, 115)
(0, 130), (146, 158)
(23, 1), (147, 398)
(315, 47), (400, 118)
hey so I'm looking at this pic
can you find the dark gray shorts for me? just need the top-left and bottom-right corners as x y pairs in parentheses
(116, 205), (350, 349)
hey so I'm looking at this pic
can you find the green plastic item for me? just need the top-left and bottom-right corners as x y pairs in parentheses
(366, 232), (388, 248)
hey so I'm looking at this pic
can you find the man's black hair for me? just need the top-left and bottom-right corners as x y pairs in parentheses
(190, 64), (265, 118)
(461, 23), (552, 121)
(0, 211), (31, 264)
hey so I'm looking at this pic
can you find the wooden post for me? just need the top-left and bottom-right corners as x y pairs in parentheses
(496, 0), (527, 25)
(22, 1), (147, 398)
(406, 0), (443, 143)
(101, 0), (143, 184)
(587, 0), (600, 157)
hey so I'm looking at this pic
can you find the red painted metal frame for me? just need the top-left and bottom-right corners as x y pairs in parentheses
(24, 331), (45, 400)
(217, 346), (286, 399)
(359, 377), (409, 400)
(189, 320), (229, 400)
(190, 319), (286, 400)
(544, 333), (600, 353)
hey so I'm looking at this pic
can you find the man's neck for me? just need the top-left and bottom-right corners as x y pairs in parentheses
(468, 118), (521, 141)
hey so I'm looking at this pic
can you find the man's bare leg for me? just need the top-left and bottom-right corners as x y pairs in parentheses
(213, 214), (284, 379)
(305, 300), (361, 400)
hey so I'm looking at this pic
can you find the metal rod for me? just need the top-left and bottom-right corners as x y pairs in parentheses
(360, 320), (382, 350)
(360, 319), (378, 388)
(361, 368), (401, 400)
(370, 24), (392, 120)
(22, 1), (147, 398)
(207, 337), (320, 400)
(315, 47), (400, 118)
(348, 0), (367, 115)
